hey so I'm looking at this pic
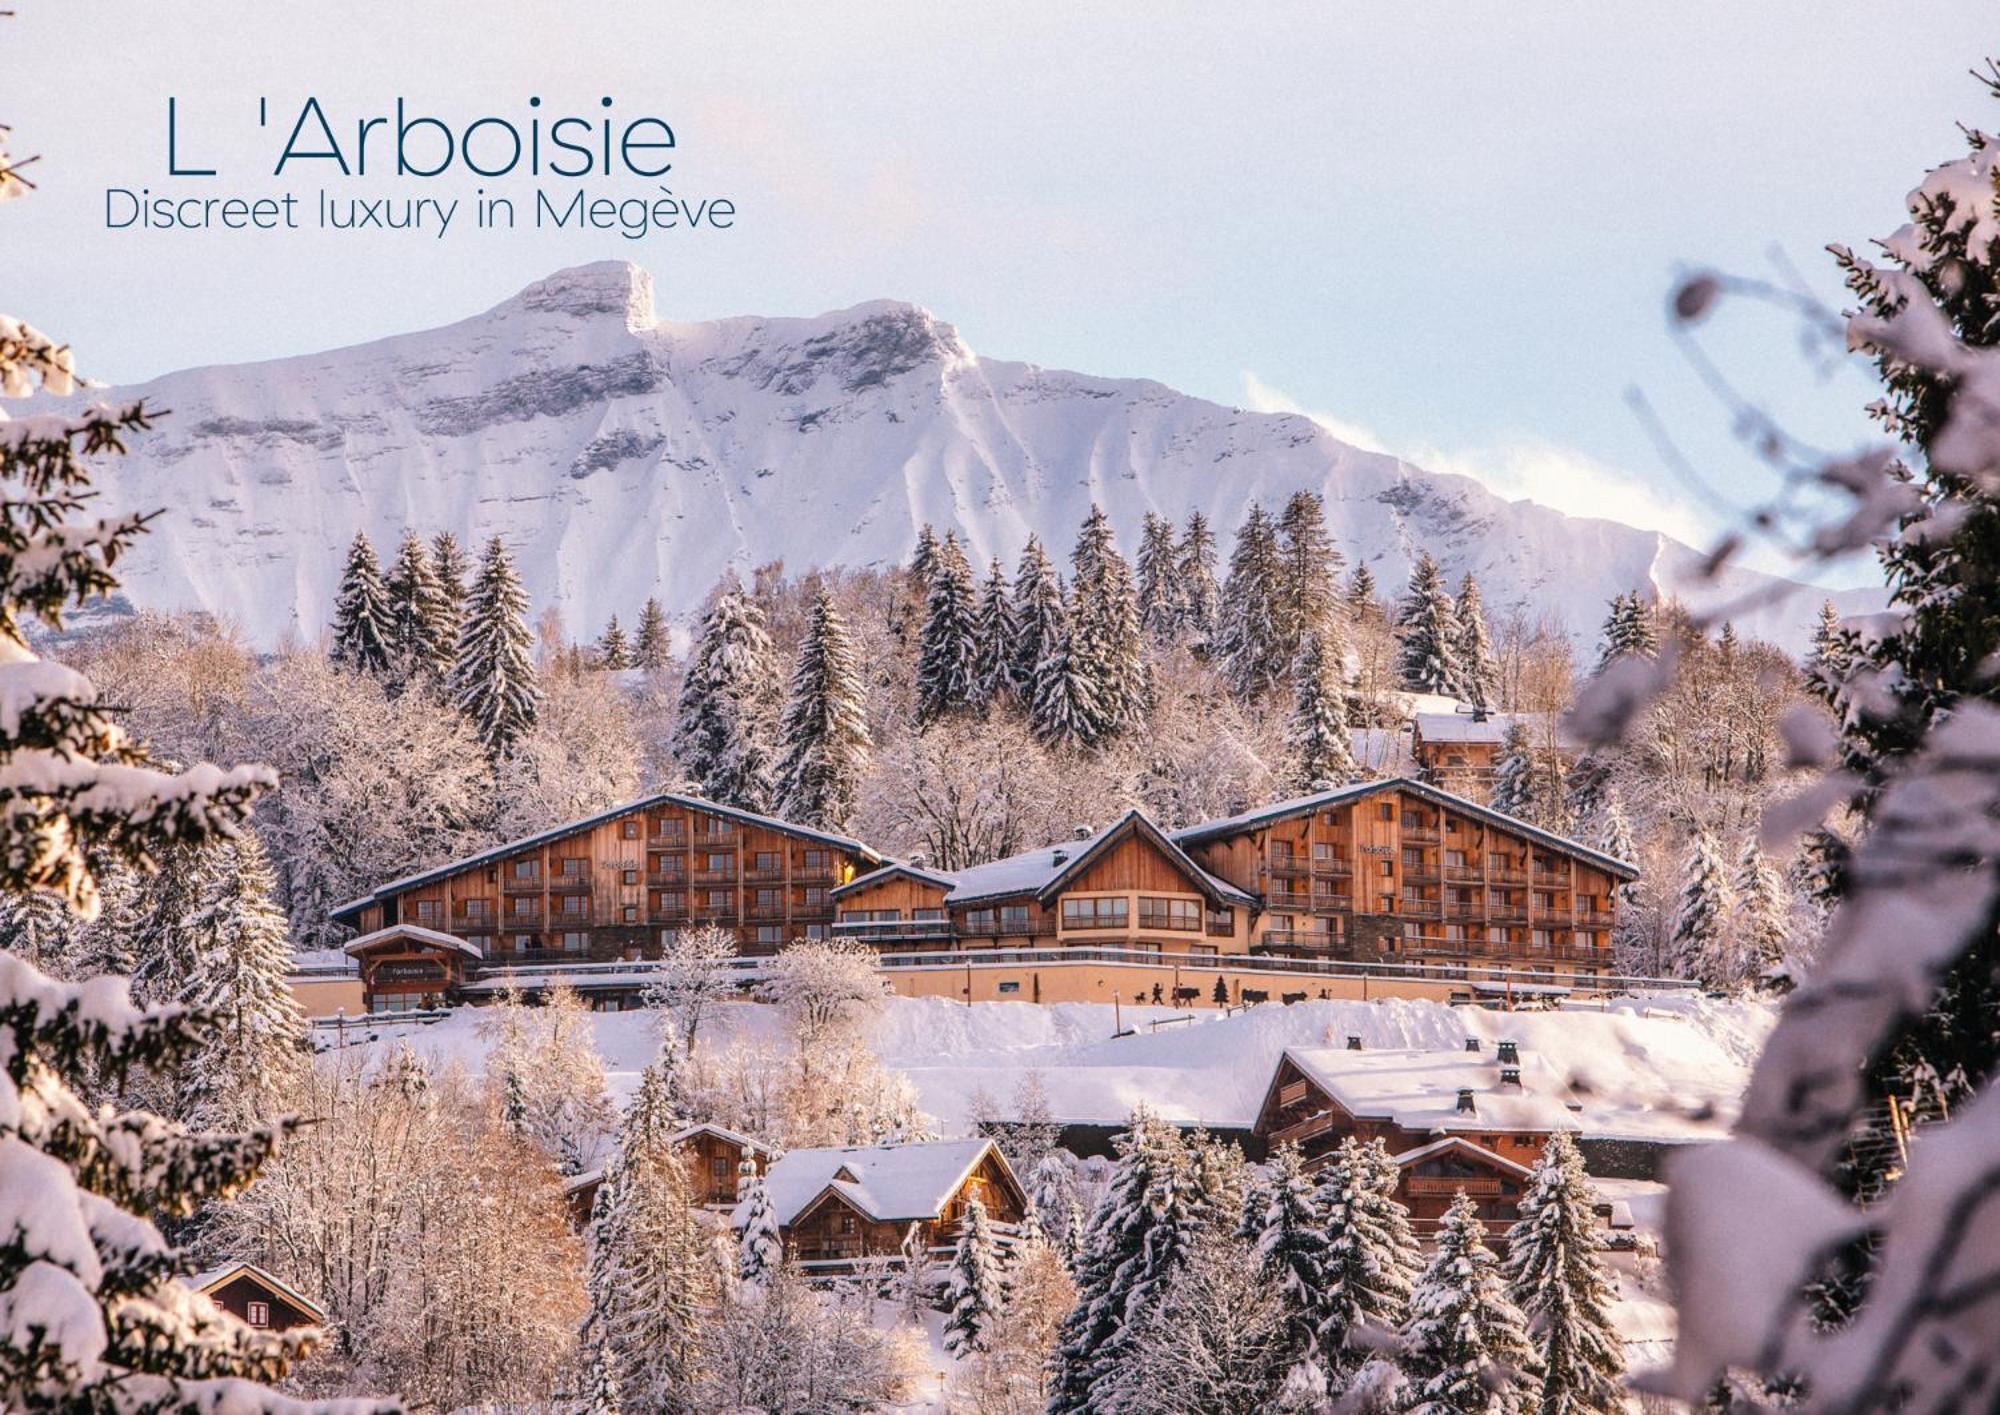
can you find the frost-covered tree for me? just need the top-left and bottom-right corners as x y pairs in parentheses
(1249, 1142), (1331, 1372)
(609, 1143), (713, 1410)
(1732, 835), (1791, 988)
(1503, 1134), (1624, 1415)
(1397, 551), (1462, 695)
(450, 535), (540, 756)
(1067, 506), (1148, 740)
(1177, 510), (1222, 651)
(755, 937), (887, 1054)
(631, 597), (669, 673)
(1316, 1137), (1421, 1377)
(909, 523), (941, 589)
(916, 532), (981, 725)
(429, 529), (471, 631)
(1029, 608), (1100, 751)
(384, 530), (455, 693)
(1403, 1193), (1540, 1415)
(1105, 1231), (1291, 1415)
(974, 558), (1022, 706)
(1348, 564), (1380, 622)
(775, 589), (871, 830)
(1012, 536), (1066, 695)
(1489, 723), (1535, 819)
(1594, 591), (1658, 673)
(594, 615), (631, 670)
(482, 984), (615, 1174)
(1136, 511), (1187, 642)
(736, 1162), (783, 1288)
(1288, 626), (1357, 792)
(1027, 1152), (1083, 1267)
(330, 531), (393, 674)
(1455, 572), (1500, 708)
(1219, 503), (1286, 702)
(1276, 489), (1343, 667)
(1670, 825), (1732, 988)
(673, 584), (778, 810)
(641, 922), (739, 1056)
(699, 1259), (910, 1410)
(0, 881), (74, 973)
(943, 1194), (1005, 1357)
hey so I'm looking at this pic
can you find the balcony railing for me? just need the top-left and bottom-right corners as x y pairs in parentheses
(1401, 824), (1442, 844)
(503, 907), (546, 927)
(1399, 935), (1605, 965)
(1444, 900), (1482, 920)
(833, 918), (956, 942)
(1406, 1174), (1505, 1197)
(1310, 857), (1354, 877)
(959, 917), (1058, 939)
(693, 867), (738, 885)
(1402, 864), (1441, 883)
(1398, 897), (1443, 919)
(646, 872), (687, 889)
(692, 901), (735, 920)
(1487, 866), (1529, 885)
(746, 902), (788, 921)
(501, 875), (543, 894)
(1444, 864), (1485, 884)
(1488, 905), (1528, 924)
(549, 871), (591, 893)
(1268, 857), (1310, 878)
(649, 906), (691, 924)
(745, 865), (786, 883)
(792, 867), (837, 885)
(1260, 928), (1353, 953)
(1311, 889), (1354, 911)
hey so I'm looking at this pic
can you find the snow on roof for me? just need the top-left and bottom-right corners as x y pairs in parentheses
(1389, 1133), (1535, 1180)
(1413, 710), (1576, 750)
(341, 923), (483, 959)
(940, 811), (1255, 908)
(1285, 1044), (1584, 1136)
(830, 860), (959, 901)
(731, 1137), (1006, 1228)
(563, 1122), (774, 1194)
(1170, 777), (1638, 880)
(330, 790), (885, 923)
(189, 1262), (327, 1323)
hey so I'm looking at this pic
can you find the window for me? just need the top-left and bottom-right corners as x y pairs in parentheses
(561, 894), (586, 915)
(465, 935), (492, 955)
(621, 818), (640, 839)
(1378, 860), (1393, 878)
(512, 859), (537, 880)
(245, 1301), (269, 1328)
(511, 895), (536, 916)
(801, 886), (827, 905)
(622, 905), (638, 923)
(840, 1214), (856, 1235)
(755, 889), (781, 910)
(1205, 905), (1234, 932)
(463, 898), (491, 919)
(713, 1155), (731, 1178)
(841, 908), (899, 922)
(913, 907), (945, 921)
(1137, 897), (1200, 931)
(622, 868), (639, 885)
(1379, 803), (1394, 821)
(561, 931), (587, 953)
(999, 904), (1029, 931)
(965, 908), (996, 930)
(801, 923), (828, 940)
(754, 851), (781, 872)
(704, 890), (730, 910)
(801, 849), (830, 870)
(413, 899), (440, 921)
(754, 925), (783, 945)
(705, 852), (733, 873)
(997, 980), (1021, 994)
(1061, 896), (1128, 929)
(511, 933), (535, 950)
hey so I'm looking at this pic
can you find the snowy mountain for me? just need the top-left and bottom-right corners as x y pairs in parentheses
(55, 261), (1863, 650)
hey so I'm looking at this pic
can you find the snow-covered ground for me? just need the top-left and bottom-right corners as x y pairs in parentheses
(333, 990), (1772, 1140)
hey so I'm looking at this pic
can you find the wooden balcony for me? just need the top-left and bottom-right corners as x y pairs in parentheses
(650, 906), (691, 924)
(1311, 889), (1354, 911)
(549, 871), (591, 893)
(1444, 864), (1485, 884)
(792, 867), (837, 885)
(1311, 857), (1354, 878)
(1398, 897), (1443, 919)
(501, 874), (543, 894)
(1261, 928), (1351, 952)
(958, 917), (1058, 940)
(744, 865), (786, 883)
(1267, 1110), (1337, 1150)
(1444, 900), (1483, 920)
(652, 835), (689, 851)
(1401, 823), (1442, 844)
(646, 872), (687, 889)
(1268, 857), (1310, 879)
(1402, 864), (1441, 883)
(503, 907), (545, 927)
(692, 867), (738, 886)
(692, 901), (735, 920)
(834, 918), (955, 943)
(746, 902), (788, 921)
(1487, 866), (1529, 885)
(1406, 1174), (1504, 1197)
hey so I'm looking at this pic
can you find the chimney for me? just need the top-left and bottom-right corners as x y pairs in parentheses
(1496, 1039), (1520, 1065)
(1073, 824), (1093, 841)
(1499, 1066), (1523, 1088)
(1464, 1037), (1481, 1053)
(909, 852), (927, 871)
(1471, 706), (1488, 722)
(1051, 850), (1069, 867)
(1455, 1087), (1477, 1115)
(1345, 1035), (1363, 1051)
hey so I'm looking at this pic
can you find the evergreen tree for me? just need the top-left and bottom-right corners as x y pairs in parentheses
(1732, 835), (1791, 987)
(1503, 1134), (1625, 1415)
(673, 584), (778, 810)
(632, 597), (670, 673)
(1276, 489), (1344, 667)
(1594, 591), (1658, 672)
(1249, 1142), (1332, 1368)
(909, 523), (941, 588)
(1348, 564), (1380, 623)
(430, 529), (472, 632)
(1012, 536), (1066, 693)
(1402, 1193), (1541, 1415)
(1396, 551), (1462, 695)
(916, 533), (981, 726)
(943, 1194), (1005, 1357)
(1671, 825), (1733, 988)
(1030, 611), (1102, 751)
(0, 883), (74, 972)
(450, 535), (541, 756)
(613, 1145), (711, 1410)
(1177, 510), (1222, 651)
(330, 531), (393, 674)
(1288, 627), (1356, 792)
(384, 530), (456, 693)
(1136, 511), (1187, 642)
(736, 1164), (783, 1288)
(595, 615), (632, 670)
(1219, 503), (1286, 702)
(972, 558), (1021, 705)
(1490, 723), (1535, 819)
(1316, 1137), (1421, 1375)
(1068, 506), (1147, 740)
(1454, 572), (1500, 708)
(775, 589), (872, 831)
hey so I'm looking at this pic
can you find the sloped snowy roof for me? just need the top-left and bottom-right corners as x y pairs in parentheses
(1413, 710), (1576, 750)
(330, 790), (885, 924)
(731, 1137), (1010, 1227)
(941, 811), (1256, 908)
(341, 924), (484, 959)
(1283, 1043), (1584, 1135)
(1171, 777), (1637, 880)
(189, 1262), (327, 1322)
(1388, 1133), (1536, 1179)
(830, 860), (959, 901)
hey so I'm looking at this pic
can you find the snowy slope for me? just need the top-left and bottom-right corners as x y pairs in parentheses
(53, 261), (1865, 649)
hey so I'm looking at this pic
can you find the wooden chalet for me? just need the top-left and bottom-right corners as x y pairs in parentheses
(1408, 711), (1577, 803)
(191, 1262), (326, 1334)
(331, 792), (883, 1011)
(732, 1137), (1026, 1272)
(563, 1122), (776, 1223)
(830, 809), (1258, 969)
(1172, 778), (1634, 984)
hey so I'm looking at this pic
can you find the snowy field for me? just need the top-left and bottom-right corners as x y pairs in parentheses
(331, 991), (1773, 1140)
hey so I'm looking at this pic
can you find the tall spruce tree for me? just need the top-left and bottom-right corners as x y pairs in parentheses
(1594, 591), (1659, 673)
(450, 535), (540, 757)
(1490, 723), (1536, 819)
(1276, 489), (1343, 667)
(673, 584), (778, 810)
(1249, 1142), (1333, 1370)
(736, 1163), (783, 1288)
(430, 529), (472, 631)
(1012, 536), (1065, 692)
(909, 523), (941, 589)
(1732, 835), (1791, 988)
(0, 883), (74, 972)
(1396, 551), (1462, 695)
(943, 1194), (1005, 1357)
(632, 598), (669, 673)
(595, 615), (632, 670)
(1030, 610), (1101, 751)
(1403, 1193), (1541, 1415)
(1671, 825), (1733, 988)
(1504, 1134), (1625, 1415)
(330, 531), (394, 674)
(1219, 503), (1286, 702)
(1288, 627), (1357, 793)
(1454, 572), (1500, 708)
(1316, 1137), (1421, 1376)
(1136, 511), (1187, 642)
(1177, 510), (1222, 652)
(916, 533), (981, 726)
(775, 588), (872, 831)
(1348, 564), (1380, 622)
(972, 558), (1021, 706)
(1068, 506), (1147, 740)
(384, 530), (455, 693)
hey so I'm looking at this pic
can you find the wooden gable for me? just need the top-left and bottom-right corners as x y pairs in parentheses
(1065, 825), (1212, 898)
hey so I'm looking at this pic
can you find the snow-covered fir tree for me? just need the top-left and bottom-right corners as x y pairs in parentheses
(1177, 510), (1222, 651)
(330, 531), (394, 674)
(943, 1193), (1006, 1357)
(673, 584), (778, 810)
(1026, 1152), (1082, 1267)
(1288, 626), (1357, 792)
(0, 882), (74, 972)
(429, 528), (471, 629)
(1454, 572), (1500, 708)
(594, 615), (632, 670)
(632, 597), (669, 673)
(1490, 723), (1536, 819)
(1029, 601), (1100, 751)
(1594, 591), (1658, 672)
(775, 588), (872, 831)
(1136, 511), (1188, 642)
(1067, 506), (1148, 740)
(736, 1164), (783, 1288)
(1403, 1192), (1540, 1415)
(1219, 503), (1286, 702)
(1732, 835), (1791, 988)
(916, 532), (981, 725)
(1107, 1231), (1292, 1415)
(1249, 1142), (1332, 1372)
(1670, 825), (1732, 988)
(1348, 564), (1380, 622)
(383, 530), (456, 693)
(909, 523), (941, 589)
(450, 535), (541, 757)
(973, 558), (1021, 706)
(1011, 535), (1065, 693)
(1396, 551), (1462, 695)
(1276, 489), (1344, 667)
(1503, 1133), (1625, 1415)
(1316, 1136), (1421, 1379)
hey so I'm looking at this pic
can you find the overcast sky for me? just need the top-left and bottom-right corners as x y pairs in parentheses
(10, 4), (1993, 572)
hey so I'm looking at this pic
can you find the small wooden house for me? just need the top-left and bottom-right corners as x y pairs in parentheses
(563, 1122), (776, 1223)
(191, 1262), (326, 1334)
(733, 1137), (1026, 1272)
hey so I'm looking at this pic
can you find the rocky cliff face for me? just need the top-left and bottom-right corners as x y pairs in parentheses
(52, 260), (1860, 649)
